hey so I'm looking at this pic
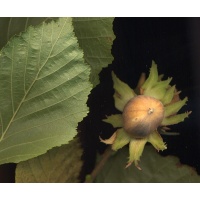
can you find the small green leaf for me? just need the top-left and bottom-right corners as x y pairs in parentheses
(112, 128), (130, 151)
(0, 18), (92, 164)
(142, 60), (158, 90)
(162, 85), (175, 105)
(103, 114), (123, 128)
(164, 97), (188, 117)
(15, 137), (83, 183)
(161, 112), (191, 126)
(148, 131), (167, 151)
(112, 71), (135, 111)
(95, 145), (200, 182)
(128, 138), (147, 167)
(73, 17), (115, 87)
(144, 78), (172, 100)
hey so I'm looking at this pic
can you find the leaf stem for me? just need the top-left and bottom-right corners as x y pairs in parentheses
(85, 146), (113, 183)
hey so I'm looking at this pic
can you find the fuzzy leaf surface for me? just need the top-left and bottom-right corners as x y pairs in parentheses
(15, 138), (83, 183)
(95, 146), (200, 183)
(0, 17), (115, 87)
(0, 18), (57, 50)
(73, 17), (115, 87)
(0, 18), (91, 164)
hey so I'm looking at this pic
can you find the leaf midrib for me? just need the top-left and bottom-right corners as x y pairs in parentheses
(0, 108), (89, 157)
(0, 134), (68, 163)
(2, 87), (90, 143)
(0, 18), (68, 142)
(12, 79), (89, 124)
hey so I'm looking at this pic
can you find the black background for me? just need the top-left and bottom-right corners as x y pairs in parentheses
(1, 17), (200, 182)
(80, 18), (200, 181)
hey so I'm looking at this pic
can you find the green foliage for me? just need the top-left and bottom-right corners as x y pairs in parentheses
(0, 18), (57, 50)
(2, 17), (196, 184)
(0, 17), (115, 182)
(0, 18), (115, 88)
(0, 17), (116, 183)
(15, 137), (83, 183)
(73, 17), (115, 87)
(95, 145), (200, 183)
(0, 18), (91, 164)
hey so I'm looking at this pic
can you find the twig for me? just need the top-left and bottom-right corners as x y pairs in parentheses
(85, 146), (113, 183)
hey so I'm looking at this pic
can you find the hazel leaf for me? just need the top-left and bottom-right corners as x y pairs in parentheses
(95, 145), (200, 183)
(0, 18), (91, 164)
(73, 17), (115, 87)
(15, 138), (83, 183)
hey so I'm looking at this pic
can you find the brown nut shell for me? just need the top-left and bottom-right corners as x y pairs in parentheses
(122, 95), (164, 139)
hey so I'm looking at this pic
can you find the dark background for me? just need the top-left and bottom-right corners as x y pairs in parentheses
(1, 17), (200, 182)
(80, 18), (200, 180)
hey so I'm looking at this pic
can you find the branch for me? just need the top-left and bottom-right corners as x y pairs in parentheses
(85, 146), (113, 183)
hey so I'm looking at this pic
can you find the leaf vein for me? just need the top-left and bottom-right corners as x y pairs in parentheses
(25, 64), (87, 103)
(1, 18), (68, 141)
(13, 84), (89, 122)
(6, 108), (88, 141)
(7, 18), (12, 41)
(37, 23), (44, 71)
(24, 18), (29, 31)
(36, 48), (79, 81)
(23, 30), (30, 93)
(0, 113), (3, 135)
(0, 123), (84, 155)
(37, 19), (67, 74)
(11, 44), (14, 114)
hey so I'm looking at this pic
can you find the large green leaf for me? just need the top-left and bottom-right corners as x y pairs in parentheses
(0, 18), (91, 164)
(15, 137), (83, 183)
(95, 145), (200, 182)
(0, 17), (115, 87)
(73, 17), (115, 86)
(0, 18), (57, 50)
